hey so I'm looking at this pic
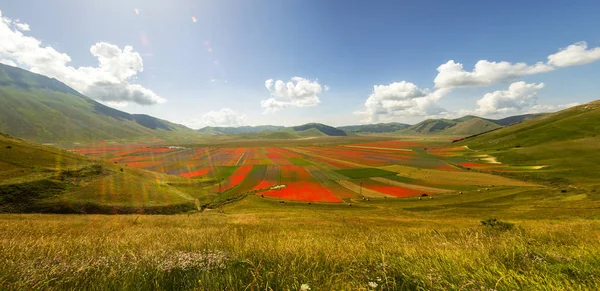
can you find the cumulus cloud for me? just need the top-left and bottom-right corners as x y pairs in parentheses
(547, 41), (600, 67)
(434, 60), (553, 89)
(261, 77), (324, 113)
(529, 102), (579, 113)
(183, 108), (247, 129)
(0, 9), (164, 105)
(474, 82), (545, 115)
(0, 58), (16, 66)
(359, 81), (450, 122)
(434, 41), (600, 89)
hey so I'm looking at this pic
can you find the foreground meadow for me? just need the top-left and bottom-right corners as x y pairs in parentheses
(1, 193), (599, 290)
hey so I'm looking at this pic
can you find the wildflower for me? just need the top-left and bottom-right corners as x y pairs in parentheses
(376, 277), (382, 282)
(368, 281), (378, 289)
(300, 283), (311, 291)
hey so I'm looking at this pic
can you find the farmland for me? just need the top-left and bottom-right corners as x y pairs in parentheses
(65, 137), (543, 205)
(3, 132), (600, 290)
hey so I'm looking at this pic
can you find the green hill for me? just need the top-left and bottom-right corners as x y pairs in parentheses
(197, 125), (284, 134)
(0, 64), (199, 143)
(198, 123), (346, 137)
(443, 118), (501, 135)
(0, 132), (216, 213)
(338, 122), (410, 133)
(489, 113), (547, 126)
(460, 100), (600, 186)
(291, 123), (347, 136)
(401, 118), (457, 134)
(399, 117), (501, 136)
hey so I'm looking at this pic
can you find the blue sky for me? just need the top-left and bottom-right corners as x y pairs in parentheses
(1, 0), (600, 128)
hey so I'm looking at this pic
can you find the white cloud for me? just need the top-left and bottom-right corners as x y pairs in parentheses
(0, 9), (165, 105)
(474, 82), (545, 116)
(183, 108), (247, 129)
(0, 58), (16, 66)
(13, 22), (29, 32)
(529, 102), (579, 113)
(261, 77), (324, 113)
(547, 41), (600, 67)
(434, 60), (553, 89)
(434, 41), (600, 89)
(359, 81), (450, 122)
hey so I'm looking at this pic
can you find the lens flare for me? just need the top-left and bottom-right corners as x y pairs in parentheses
(192, 16), (197, 23)
(134, 9), (140, 15)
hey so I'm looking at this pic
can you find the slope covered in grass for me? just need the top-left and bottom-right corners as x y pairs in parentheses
(0, 133), (215, 213)
(461, 101), (600, 186)
(0, 64), (199, 143)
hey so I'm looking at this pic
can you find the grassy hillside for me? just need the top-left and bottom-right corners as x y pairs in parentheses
(292, 123), (347, 136)
(400, 117), (500, 136)
(197, 125), (284, 134)
(338, 122), (410, 133)
(461, 101), (600, 186)
(0, 64), (199, 143)
(0, 132), (216, 213)
(489, 113), (547, 126)
(443, 118), (501, 135)
(400, 118), (457, 134)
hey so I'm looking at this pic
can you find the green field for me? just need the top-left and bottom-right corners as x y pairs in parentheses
(334, 167), (398, 179)
(2, 191), (599, 290)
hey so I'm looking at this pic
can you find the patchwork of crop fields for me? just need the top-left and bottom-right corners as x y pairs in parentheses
(70, 139), (543, 203)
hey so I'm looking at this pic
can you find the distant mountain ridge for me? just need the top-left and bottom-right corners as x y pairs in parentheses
(339, 122), (410, 133)
(344, 114), (547, 136)
(197, 125), (284, 134)
(197, 113), (548, 138)
(198, 123), (347, 138)
(0, 63), (198, 143)
(400, 117), (502, 135)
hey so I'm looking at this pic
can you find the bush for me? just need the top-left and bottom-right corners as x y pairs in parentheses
(480, 218), (514, 230)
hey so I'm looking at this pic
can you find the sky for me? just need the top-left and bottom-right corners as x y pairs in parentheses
(1, 0), (600, 128)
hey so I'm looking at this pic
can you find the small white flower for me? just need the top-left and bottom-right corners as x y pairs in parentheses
(368, 281), (378, 288)
(300, 283), (311, 291)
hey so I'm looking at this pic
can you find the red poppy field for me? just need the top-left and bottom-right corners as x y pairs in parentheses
(69, 139), (519, 203)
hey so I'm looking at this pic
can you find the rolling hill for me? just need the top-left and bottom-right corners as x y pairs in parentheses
(0, 132), (219, 213)
(399, 117), (502, 135)
(197, 125), (284, 134)
(460, 100), (600, 186)
(0, 63), (199, 143)
(199, 123), (347, 138)
(337, 114), (545, 136)
(338, 122), (410, 133)
(291, 123), (347, 136)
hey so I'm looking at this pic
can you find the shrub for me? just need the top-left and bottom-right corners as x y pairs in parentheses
(480, 218), (514, 230)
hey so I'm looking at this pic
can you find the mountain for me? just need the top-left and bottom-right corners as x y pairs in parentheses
(197, 125), (284, 135)
(399, 116), (501, 135)
(340, 114), (548, 136)
(460, 101), (600, 186)
(0, 63), (199, 143)
(397, 114), (550, 136)
(291, 123), (347, 136)
(338, 122), (410, 133)
(489, 113), (547, 126)
(198, 123), (347, 138)
(0, 132), (209, 213)
(441, 118), (502, 135)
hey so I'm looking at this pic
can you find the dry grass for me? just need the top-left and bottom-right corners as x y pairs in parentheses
(1, 199), (599, 290)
